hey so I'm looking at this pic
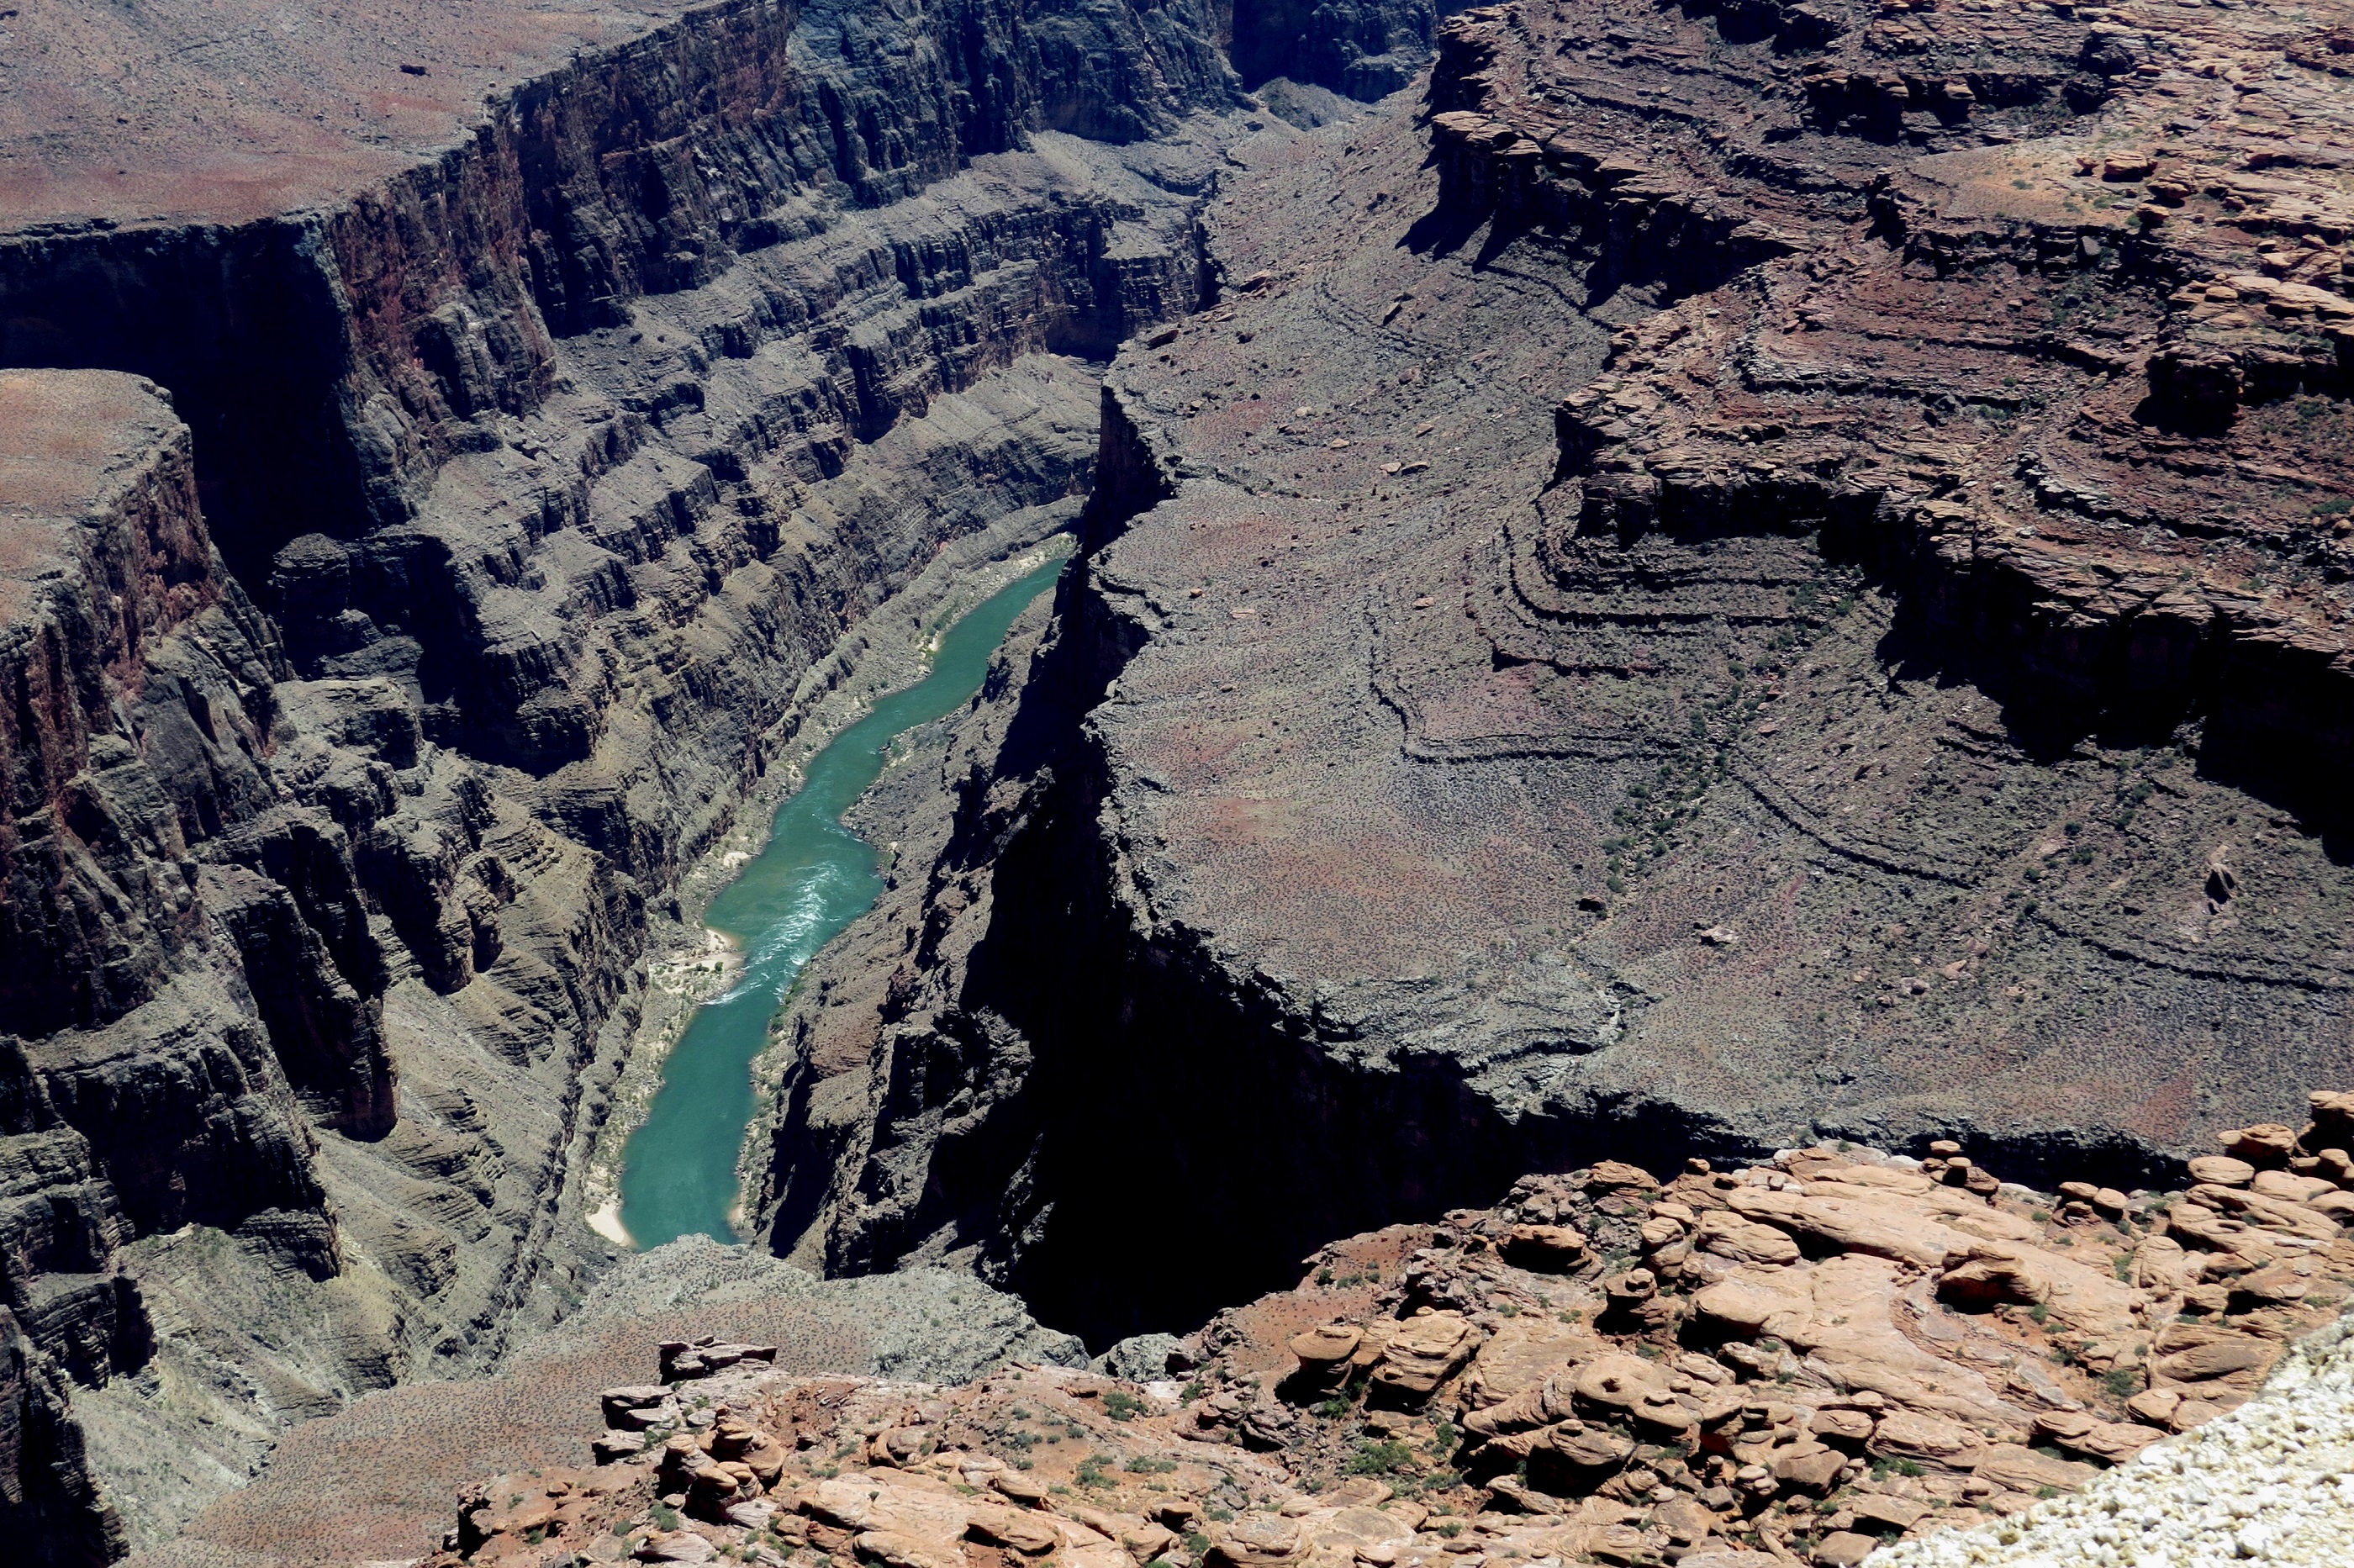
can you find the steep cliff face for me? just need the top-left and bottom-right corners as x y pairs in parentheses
(0, 0), (1238, 576)
(23, 0), (2354, 1551)
(748, 0), (2354, 1350)
(0, 0), (1280, 1554)
(0, 370), (328, 1565)
(1231, 0), (1459, 99)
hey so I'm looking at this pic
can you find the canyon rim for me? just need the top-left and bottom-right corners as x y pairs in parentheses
(4, 0), (2354, 1564)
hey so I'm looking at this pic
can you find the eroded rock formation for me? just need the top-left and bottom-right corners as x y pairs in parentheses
(0, 0), (1428, 1555)
(747, 0), (2354, 1353)
(430, 1101), (2354, 1567)
(13, 0), (2354, 1558)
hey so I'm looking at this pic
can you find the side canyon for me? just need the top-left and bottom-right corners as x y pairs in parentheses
(3, 0), (2352, 1562)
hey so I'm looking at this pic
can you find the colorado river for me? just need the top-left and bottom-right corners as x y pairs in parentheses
(616, 545), (1072, 1249)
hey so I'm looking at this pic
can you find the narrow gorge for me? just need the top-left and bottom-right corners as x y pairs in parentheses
(4, 0), (2354, 1564)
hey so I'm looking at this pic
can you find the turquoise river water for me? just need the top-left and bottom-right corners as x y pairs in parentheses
(616, 545), (1071, 1249)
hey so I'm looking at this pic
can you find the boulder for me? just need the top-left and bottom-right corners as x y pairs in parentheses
(1289, 1323), (1364, 1369)
(858, 1528), (970, 1568)
(873, 1427), (933, 1465)
(1639, 1216), (1688, 1249)
(1813, 1166), (1935, 1196)
(1297, 1505), (1414, 1562)
(2057, 1421), (2167, 1464)
(2171, 1398), (2230, 1431)
(1063, 1544), (1140, 1568)
(1653, 1495), (1718, 1543)
(2186, 1156), (2256, 1188)
(1971, 1444), (2098, 1494)
(2133, 1233), (2199, 1292)
(1589, 1523), (1648, 1563)
(801, 1472), (976, 1544)
(1097, 1333), (1183, 1381)
(1936, 1245), (2049, 1308)
(1207, 1515), (1306, 1568)
(1459, 1318), (1602, 1410)
(1697, 1210), (1802, 1265)
(603, 1385), (682, 1431)
(1814, 1531), (1880, 1566)
(594, 1432), (649, 1464)
(661, 1338), (779, 1381)
(1934, 1238), (2138, 1338)
(1811, 1407), (1875, 1444)
(1693, 1267), (1813, 1333)
(1867, 1412), (1982, 1469)
(2163, 1203), (2285, 1264)
(2226, 1260), (2315, 1307)
(1770, 1443), (1847, 1493)
(2152, 1328), (2279, 1387)
(969, 1504), (1066, 1555)
(2304, 1090), (2354, 1150)
(992, 1471), (1053, 1506)
(1727, 1188), (1971, 1267)
(2308, 1191), (2354, 1221)
(726, 1500), (779, 1531)
(1585, 1161), (1660, 1192)
(709, 1413), (789, 1484)
(1538, 1422), (1635, 1470)
(2219, 1124), (2299, 1165)
(1464, 1371), (1581, 1437)
(2250, 1169), (2336, 1203)
(2190, 1184), (2341, 1239)
(1847, 1494), (1929, 1531)
(1371, 1312), (1480, 1396)
(1572, 1354), (1672, 1412)
(1504, 1223), (1588, 1270)
(1602, 1269), (1657, 1306)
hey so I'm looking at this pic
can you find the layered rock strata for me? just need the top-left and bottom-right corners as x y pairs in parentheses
(435, 1101), (2354, 1568)
(749, 0), (2354, 1348)
(0, 0), (1429, 1553)
(1, 369), (323, 1565)
(14, 0), (2354, 1558)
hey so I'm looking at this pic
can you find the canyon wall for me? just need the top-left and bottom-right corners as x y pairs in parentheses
(747, 0), (2354, 1353)
(30, 0), (2354, 1555)
(0, 0), (1462, 1553)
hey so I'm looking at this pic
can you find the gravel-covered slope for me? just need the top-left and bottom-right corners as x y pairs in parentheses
(120, 1239), (1085, 1568)
(1879, 1322), (2354, 1568)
